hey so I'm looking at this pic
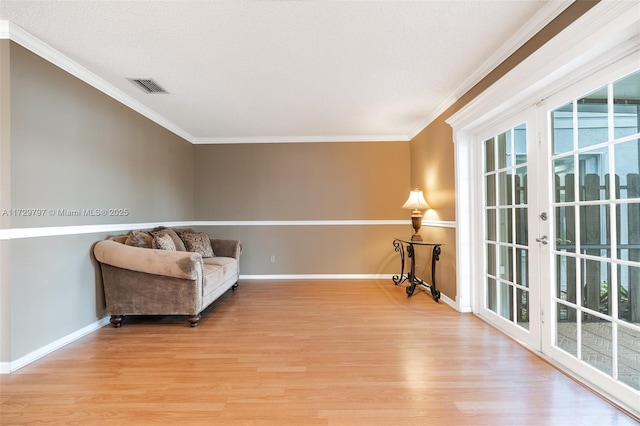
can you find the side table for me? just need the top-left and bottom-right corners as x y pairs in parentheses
(392, 239), (443, 301)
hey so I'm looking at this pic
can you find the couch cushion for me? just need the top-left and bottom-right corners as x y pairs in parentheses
(202, 264), (224, 296)
(152, 233), (177, 251)
(124, 230), (153, 248)
(152, 227), (187, 251)
(203, 257), (238, 279)
(181, 232), (214, 258)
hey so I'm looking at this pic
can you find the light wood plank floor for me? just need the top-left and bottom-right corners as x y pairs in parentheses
(1, 280), (638, 425)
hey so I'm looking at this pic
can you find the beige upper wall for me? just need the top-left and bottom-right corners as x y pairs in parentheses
(194, 142), (410, 221)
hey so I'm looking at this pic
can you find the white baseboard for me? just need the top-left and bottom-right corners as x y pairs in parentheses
(0, 316), (110, 374)
(240, 274), (394, 280)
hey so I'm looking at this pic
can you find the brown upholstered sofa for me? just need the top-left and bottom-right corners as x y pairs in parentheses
(93, 227), (242, 327)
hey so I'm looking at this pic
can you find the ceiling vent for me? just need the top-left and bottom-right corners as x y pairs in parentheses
(127, 78), (169, 94)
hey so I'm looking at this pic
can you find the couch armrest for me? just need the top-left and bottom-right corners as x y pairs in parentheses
(211, 239), (242, 259)
(94, 239), (202, 280)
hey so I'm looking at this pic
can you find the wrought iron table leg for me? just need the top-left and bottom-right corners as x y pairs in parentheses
(392, 239), (406, 285)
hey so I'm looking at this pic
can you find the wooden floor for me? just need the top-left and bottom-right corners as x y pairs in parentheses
(1, 280), (638, 425)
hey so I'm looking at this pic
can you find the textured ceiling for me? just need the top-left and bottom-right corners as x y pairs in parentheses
(0, 1), (565, 143)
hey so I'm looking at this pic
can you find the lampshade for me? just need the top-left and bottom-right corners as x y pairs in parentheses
(402, 189), (430, 211)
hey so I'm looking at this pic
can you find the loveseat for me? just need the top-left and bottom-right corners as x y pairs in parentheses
(93, 227), (242, 327)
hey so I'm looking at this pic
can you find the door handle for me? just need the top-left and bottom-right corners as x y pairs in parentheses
(536, 235), (549, 245)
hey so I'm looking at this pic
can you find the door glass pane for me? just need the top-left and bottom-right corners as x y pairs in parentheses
(485, 137), (496, 172)
(487, 243), (496, 277)
(556, 255), (577, 304)
(578, 87), (608, 148)
(553, 157), (575, 202)
(498, 171), (510, 205)
(487, 277), (497, 312)
(514, 124), (527, 165)
(552, 102), (574, 155)
(486, 209), (497, 241)
(499, 245), (513, 281)
(614, 139), (640, 199)
(515, 167), (527, 204)
(499, 281), (513, 321)
(578, 146), (609, 201)
(498, 208), (512, 244)
(556, 303), (577, 356)
(555, 206), (575, 252)
(581, 259), (611, 315)
(498, 131), (510, 169)
(516, 248), (528, 287)
(581, 314), (612, 376)
(618, 324), (640, 390)
(515, 208), (528, 245)
(617, 264), (639, 324)
(485, 175), (496, 206)
(613, 70), (640, 139)
(517, 288), (529, 330)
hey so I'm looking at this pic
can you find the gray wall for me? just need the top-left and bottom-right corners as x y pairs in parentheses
(2, 41), (194, 362)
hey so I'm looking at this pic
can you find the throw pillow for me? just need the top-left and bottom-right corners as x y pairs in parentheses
(181, 232), (214, 258)
(152, 227), (186, 251)
(124, 230), (153, 248)
(152, 233), (177, 251)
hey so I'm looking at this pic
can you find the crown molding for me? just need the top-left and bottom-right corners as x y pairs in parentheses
(191, 135), (410, 144)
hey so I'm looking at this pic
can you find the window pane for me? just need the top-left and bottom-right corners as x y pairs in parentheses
(514, 123), (527, 165)
(556, 303), (577, 356)
(515, 208), (528, 245)
(613, 70), (640, 139)
(487, 277), (497, 312)
(485, 174), (496, 206)
(515, 167), (527, 204)
(581, 258), (611, 315)
(497, 131), (510, 169)
(516, 248), (528, 288)
(617, 264), (639, 324)
(579, 146), (609, 202)
(499, 245), (513, 282)
(581, 314), (613, 377)
(555, 206), (575, 253)
(553, 157), (575, 202)
(486, 209), (497, 241)
(498, 281), (513, 321)
(485, 137), (496, 172)
(552, 103), (574, 155)
(578, 87), (608, 148)
(614, 139), (640, 199)
(618, 262), (640, 322)
(517, 288), (529, 330)
(498, 171), (511, 205)
(498, 208), (512, 244)
(486, 243), (496, 277)
(618, 324), (640, 390)
(556, 255), (577, 304)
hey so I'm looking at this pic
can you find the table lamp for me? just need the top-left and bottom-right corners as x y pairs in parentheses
(402, 189), (430, 241)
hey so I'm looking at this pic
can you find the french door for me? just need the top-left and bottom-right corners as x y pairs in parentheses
(476, 64), (640, 412)
(477, 108), (547, 349)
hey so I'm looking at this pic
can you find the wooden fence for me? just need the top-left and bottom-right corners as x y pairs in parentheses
(554, 173), (640, 323)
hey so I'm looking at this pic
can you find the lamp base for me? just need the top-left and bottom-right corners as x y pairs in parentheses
(410, 214), (423, 242)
